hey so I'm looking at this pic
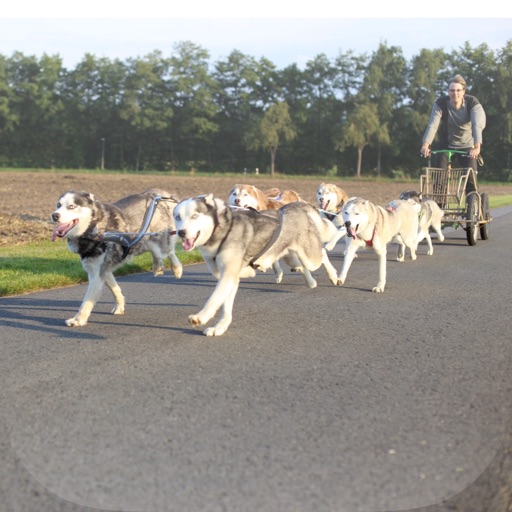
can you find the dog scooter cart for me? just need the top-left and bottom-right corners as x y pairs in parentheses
(420, 149), (492, 246)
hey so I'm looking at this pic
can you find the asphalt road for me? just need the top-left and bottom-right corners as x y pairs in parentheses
(1, 208), (511, 512)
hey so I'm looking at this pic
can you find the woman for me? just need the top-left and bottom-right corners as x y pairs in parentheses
(420, 74), (486, 193)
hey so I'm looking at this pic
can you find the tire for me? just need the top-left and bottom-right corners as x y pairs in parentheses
(465, 193), (479, 246)
(480, 192), (491, 240)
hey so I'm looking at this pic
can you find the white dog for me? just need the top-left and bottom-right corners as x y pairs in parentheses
(399, 190), (445, 255)
(338, 197), (419, 292)
(316, 182), (350, 251)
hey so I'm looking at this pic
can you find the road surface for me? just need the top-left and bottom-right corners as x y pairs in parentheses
(1, 208), (511, 512)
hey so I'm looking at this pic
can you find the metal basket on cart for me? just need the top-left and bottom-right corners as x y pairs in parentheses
(420, 167), (472, 212)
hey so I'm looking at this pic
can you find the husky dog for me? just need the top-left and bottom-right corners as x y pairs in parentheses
(174, 195), (338, 336)
(228, 185), (304, 285)
(228, 184), (301, 211)
(316, 182), (350, 251)
(338, 197), (419, 293)
(51, 189), (183, 326)
(316, 183), (349, 215)
(264, 187), (303, 203)
(399, 190), (445, 255)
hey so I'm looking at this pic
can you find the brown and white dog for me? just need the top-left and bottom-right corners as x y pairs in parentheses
(399, 190), (445, 255)
(228, 184), (302, 211)
(264, 187), (303, 203)
(228, 184), (305, 283)
(317, 183), (349, 214)
(316, 182), (351, 251)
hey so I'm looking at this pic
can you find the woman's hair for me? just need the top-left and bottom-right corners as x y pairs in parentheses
(449, 74), (467, 89)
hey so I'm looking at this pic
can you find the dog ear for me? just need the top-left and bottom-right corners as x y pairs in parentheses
(212, 197), (227, 213)
(202, 193), (215, 207)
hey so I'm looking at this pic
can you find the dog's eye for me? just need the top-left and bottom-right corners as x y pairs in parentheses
(56, 202), (61, 208)
(68, 205), (76, 210)
(191, 213), (198, 219)
(174, 214), (181, 221)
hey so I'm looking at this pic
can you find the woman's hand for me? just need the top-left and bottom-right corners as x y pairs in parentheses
(420, 143), (431, 158)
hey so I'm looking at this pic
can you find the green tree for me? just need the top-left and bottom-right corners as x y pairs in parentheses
(64, 54), (127, 168)
(212, 50), (279, 171)
(244, 101), (296, 176)
(120, 51), (173, 170)
(335, 101), (385, 177)
(167, 41), (218, 170)
(360, 42), (407, 173)
(486, 41), (512, 177)
(0, 56), (18, 135)
(3, 53), (67, 167)
(400, 48), (449, 171)
(298, 54), (342, 173)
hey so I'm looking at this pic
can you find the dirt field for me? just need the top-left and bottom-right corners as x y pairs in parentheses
(2, 171), (512, 246)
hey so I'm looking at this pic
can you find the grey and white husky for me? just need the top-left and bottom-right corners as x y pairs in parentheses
(173, 194), (339, 336)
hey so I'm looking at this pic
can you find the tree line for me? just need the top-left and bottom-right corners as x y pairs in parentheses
(0, 40), (511, 180)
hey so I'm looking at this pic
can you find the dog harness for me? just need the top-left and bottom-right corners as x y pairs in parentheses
(82, 195), (179, 260)
(358, 227), (376, 247)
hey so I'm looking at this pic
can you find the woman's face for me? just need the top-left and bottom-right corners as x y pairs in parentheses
(448, 82), (465, 105)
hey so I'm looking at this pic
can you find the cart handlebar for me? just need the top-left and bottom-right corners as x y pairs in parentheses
(428, 149), (469, 162)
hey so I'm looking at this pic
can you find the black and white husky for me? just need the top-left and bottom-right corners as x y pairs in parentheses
(51, 188), (183, 327)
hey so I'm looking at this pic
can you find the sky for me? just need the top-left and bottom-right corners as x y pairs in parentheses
(1, 2), (511, 70)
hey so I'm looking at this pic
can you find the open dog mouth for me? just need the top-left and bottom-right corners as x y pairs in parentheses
(181, 231), (200, 251)
(346, 224), (358, 238)
(319, 199), (330, 210)
(51, 219), (79, 241)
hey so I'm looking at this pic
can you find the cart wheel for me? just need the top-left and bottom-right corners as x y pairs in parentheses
(465, 193), (479, 246)
(479, 192), (491, 240)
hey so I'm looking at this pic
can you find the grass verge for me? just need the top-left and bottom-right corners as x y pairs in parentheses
(0, 241), (202, 297)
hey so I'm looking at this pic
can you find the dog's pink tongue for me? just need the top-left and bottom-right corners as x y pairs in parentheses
(181, 238), (195, 251)
(51, 222), (74, 242)
(348, 226), (357, 238)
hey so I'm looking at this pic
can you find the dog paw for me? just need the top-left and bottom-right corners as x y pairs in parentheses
(203, 326), (227, 336)
(172, 264), (183, 279)
(188, 314), (204, 327)
(65, 316), (87, 327)
(111, 306), (125, 315)
(438, 234), (445, 242)
(372, 286), (385, 293)
(153, 267), (165, 277)
(336, 278), (344, 286)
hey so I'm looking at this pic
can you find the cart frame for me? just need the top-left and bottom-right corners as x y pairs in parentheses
(420, 149), (491, 246)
